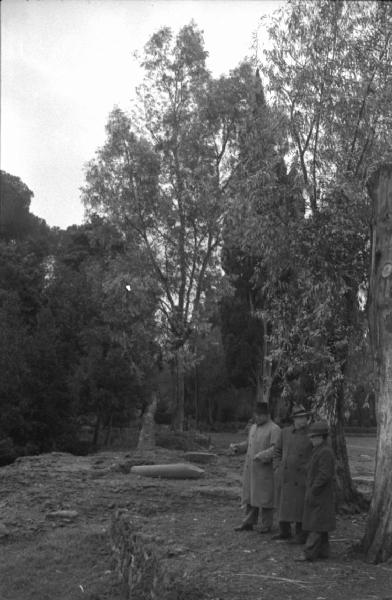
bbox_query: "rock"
[0,522,10,538]
[111,457,155,474]
[112,461,132,474]
[166,545,188,557]
[184,451,218,464]
[130,463,205,479]
[46,510,79,521]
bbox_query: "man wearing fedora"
[231,402,280,533]
[296,420,336,561]
[272,404,313,543]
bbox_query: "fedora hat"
[308,420,329,437]
[254,402,270,415]
[291,404,311,418]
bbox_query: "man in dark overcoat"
[231,402,280,533]
[272,404,313,543]
[296,420,336,561]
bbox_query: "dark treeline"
[0,165,375,463]
[0,171,158,461]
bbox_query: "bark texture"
[363,164,392,563]
[137,391,158,453]
[330,384,365,510]
[172,348,185,431]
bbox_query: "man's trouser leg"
[260,507,273,531]
[279,521,292,538]
[303,531,325,561]
[319,532,330,558]
[243,505,259,526]
[294,521,307,544]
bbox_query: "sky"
[1,0,283,229]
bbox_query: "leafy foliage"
[82,25,264,427]
[0,172,159,457]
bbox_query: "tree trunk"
[363,164,392,563]
[104,414,113,447]
[256,364,263,403]
[172,348,185,431]
[330,382,364,510]
[208,393,213,426]
[255,316,271,404]
[137,391,158,453]
[194,362,199,428]
[92,413,101,449]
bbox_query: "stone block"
[131,463,204,479]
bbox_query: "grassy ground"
[0,434,390,600]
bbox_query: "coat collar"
[312,440,328,454]
[291,424,308,434]
[256,418,270,428]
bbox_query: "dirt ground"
[0,433,391,600]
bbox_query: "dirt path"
[0,436,391,600]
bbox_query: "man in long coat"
[273,404,313,543]
[231,402,280,533]
[297,420,336,561]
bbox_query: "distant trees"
[0,169,66,453]
[0,171,159,458]
[49,218,160,443]
[1,171,35,240]
[82,24,261,430]
[80,6,391,448]
[258,0,391,507]
[216,0,392,507]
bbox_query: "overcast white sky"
[1,0,283,229]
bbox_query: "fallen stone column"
[130,463,204,479]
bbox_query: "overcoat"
[302,442,336,532]
[239,419,281,509]
[274,425,313,522]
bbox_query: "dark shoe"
[258,526,272,534]
[234,523,253,532]
[294,555,309,562]
[287,535,307,545]
[271,532,292,540]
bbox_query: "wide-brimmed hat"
[254,402,270,415]
[308,420,329,437]
[291,404,312,418]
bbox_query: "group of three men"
[230,402,336,562]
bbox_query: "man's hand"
[253,449,273,463]
[229,443,239,455]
